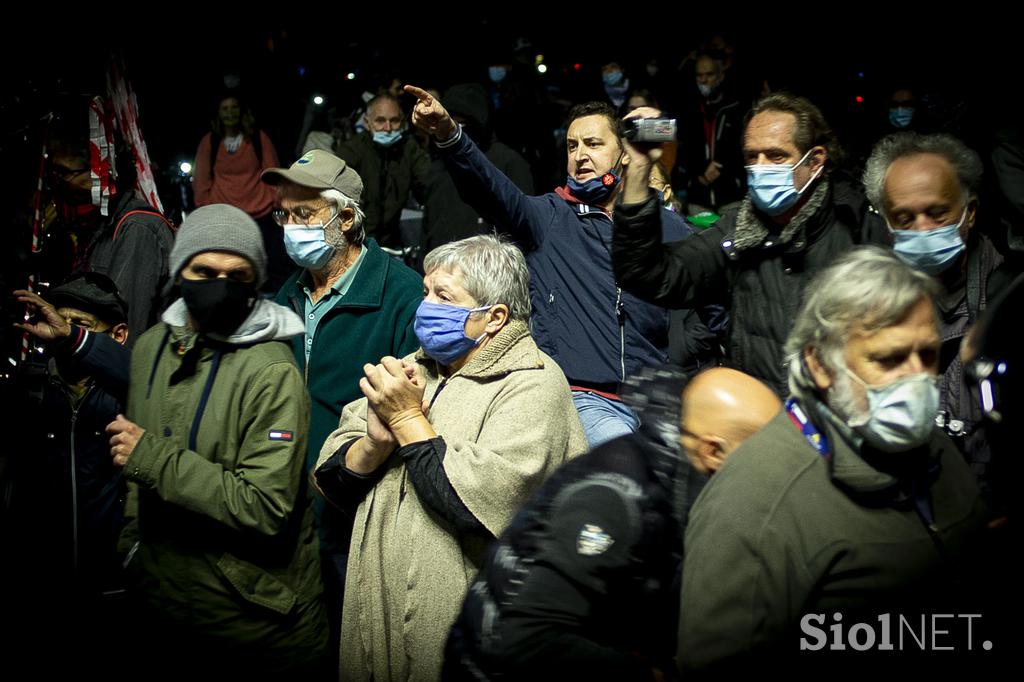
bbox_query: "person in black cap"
[6,273,131,669]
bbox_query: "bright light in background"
[574,63,581,71]
[179,162,192,175]
[855,96,864,103]
[537,64,548,74]
[313,95,324,105]
[346,72,356,81]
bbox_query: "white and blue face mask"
[372,129,403,147]
[845,370,941,453]
[282,213,340,270]
[889,106,915,128]
[602,70,625,87]
[488,66,508,83]
[889,205,968,276]
[745,148,822,216]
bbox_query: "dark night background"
[0,11,1017,308]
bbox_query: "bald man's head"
[680,367,782,475]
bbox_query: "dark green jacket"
[679,401,987,671]
[335,133,429,248]
[274,239,422,475]
[123,308,325,663]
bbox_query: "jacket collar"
[284,239,393,312]
[730,178,830,252]
[803,395,942,502]
[554,186,613,218]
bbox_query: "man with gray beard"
[677,247,988,674]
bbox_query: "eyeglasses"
[271,205,337,228]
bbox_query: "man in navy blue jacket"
[405,85,713,448]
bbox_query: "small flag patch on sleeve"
[268,430,294,442]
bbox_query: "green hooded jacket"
[121,298,326,666]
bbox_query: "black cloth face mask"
[180,278,256,337]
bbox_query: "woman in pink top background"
[193,92,289,290]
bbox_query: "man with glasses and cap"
[262,150,422,628]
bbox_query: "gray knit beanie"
[169,204,268,287]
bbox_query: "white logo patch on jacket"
[576,524,614,556]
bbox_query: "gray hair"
[320,188,366,246]
[423,234,531,321]
[785,246,941,399]
[863,132,983,216]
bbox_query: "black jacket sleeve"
[486,477,664,680]
[315,439,386,520]
[53,327,131,404]
[400,437,488,536]
[613,189,730,309]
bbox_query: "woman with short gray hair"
[315,234,587,681]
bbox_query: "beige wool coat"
[317,319,587,681]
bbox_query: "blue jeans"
[572,390,640,450]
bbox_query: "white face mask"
[840,369,940,452]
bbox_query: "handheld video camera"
[622,118,677,144]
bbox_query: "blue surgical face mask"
[745,148,822,216]
[890,206,968,276]
[488,66,507,83]
[844,369,940,453]
[566,171,621,204]
[282,214,339,270]
[603,70,624,87]
[889,107,915,128]
[414,300,492,366]
[566,150,624,205]
[372,129,402,147]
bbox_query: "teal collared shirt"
[300,246,367,361]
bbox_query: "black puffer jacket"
[444,366,704,681]
[613,178,889,396]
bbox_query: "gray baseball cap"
[261,149,363,200]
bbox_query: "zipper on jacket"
[70,410,79,574]
[66,383,94,576]
[616,287,626,381]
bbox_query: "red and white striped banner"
[106,59,163,213]
[88,96,116,217]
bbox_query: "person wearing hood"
[335,93,430,250]
[444,365,780,680]
[102,204,327,673]
[405,84,694,449]
[420,83,534,255]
